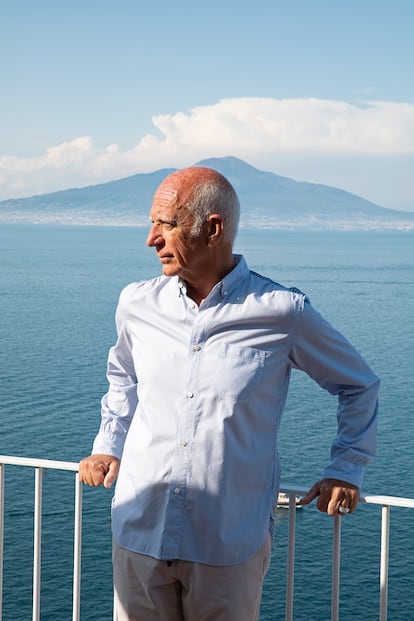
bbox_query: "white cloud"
[147,98,414,155]
[1,97,414,200]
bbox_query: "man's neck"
[185,255,236,306]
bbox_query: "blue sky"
[1,0,414,210]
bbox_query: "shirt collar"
[176,254,249,300]
[219,254,249,299]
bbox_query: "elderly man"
[79,166,379,621]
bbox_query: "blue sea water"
[0,224,413,620]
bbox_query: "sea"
[0,224,413,620]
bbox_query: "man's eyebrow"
[150,216,178,226]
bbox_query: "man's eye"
[162,221,177,230]
[150,219,177,231]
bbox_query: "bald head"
[153,166,240,244]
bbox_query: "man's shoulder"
[241,270,309,318]
[248,269,306,298]
[118,275,170,304]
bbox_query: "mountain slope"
[1,156,413,229]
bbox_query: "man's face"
[146,179,208,281]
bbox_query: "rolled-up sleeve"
[290,298,379,488]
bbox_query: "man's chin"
[161,264,180,277]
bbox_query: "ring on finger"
[338,505,350,515]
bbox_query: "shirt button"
[193,345,201,352]
[180,440,188,447]
[186,391,194,398]
[174,487,181,494]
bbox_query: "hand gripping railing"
[280,486,414,621]
[0,456,81,621]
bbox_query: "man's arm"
[79,289,138,487]
[290,298,379,513]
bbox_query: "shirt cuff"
[92,432,125,461]
[323,457,365,488]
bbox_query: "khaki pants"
[113,536,272,621]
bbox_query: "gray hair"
[186,173,240,244]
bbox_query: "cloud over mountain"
[1,97,414,203]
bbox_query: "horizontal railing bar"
[279,485,414,509]
[2,461,413,508]
[0,455,78,472]
[362,494,414,508]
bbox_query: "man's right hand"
[78,454,120,489]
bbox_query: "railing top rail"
[0,455,79,472]
[362,494,414,508]
[280,485,414,509]
[1,458,413,508]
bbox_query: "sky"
[1,0,414,211]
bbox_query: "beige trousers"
[113,536,272,621]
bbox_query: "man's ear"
[207,214,224,246]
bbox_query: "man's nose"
[146,225,163,247]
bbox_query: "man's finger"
[103,459,120,489]
[299,481,321,506]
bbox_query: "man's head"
[146,167,239,289]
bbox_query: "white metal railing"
[278,486,414,621]
[0,456,81,621]
[0,456,413,621]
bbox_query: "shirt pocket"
[199,342,268,401]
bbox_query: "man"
[79,166,379,621]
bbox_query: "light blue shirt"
[92,255,379,565]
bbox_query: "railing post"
[33,467,43,621]
[72,473,83,621]
[0,463,4,620]
[379,505,390,621]
[285,493,296,621]
[331,515,341,621]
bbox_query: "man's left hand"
[299,478,360,515]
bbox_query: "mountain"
[1,156,413,230]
